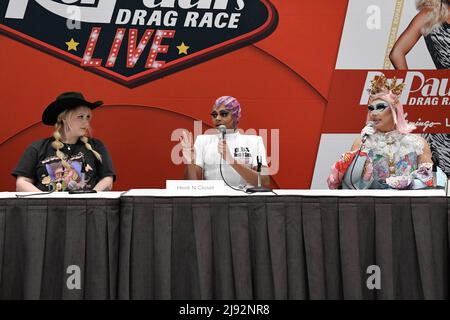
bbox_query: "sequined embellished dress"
[363,131,424,182]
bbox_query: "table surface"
[0,191,124,199]
[0,188,447,198]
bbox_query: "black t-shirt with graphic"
[12,137,116,191]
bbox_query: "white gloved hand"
[361,123,375,139]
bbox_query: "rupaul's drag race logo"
[360,71,450,107]
[359,71,450,132]
[0,0,278,86]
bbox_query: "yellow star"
[177,42,190,55]
[65,38,80,51]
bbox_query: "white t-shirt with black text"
[194,132,268,188]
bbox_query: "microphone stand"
[431,145,439,188]
[246,156,272,193]
[432,163,437,188]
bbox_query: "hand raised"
[180,130,195,164]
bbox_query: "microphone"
[349,122,374,189]
[361,121,375,143]
[432,153,439,187]
[218,125,227,140]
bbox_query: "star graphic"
[177,42,190,55]
[65,38,80,51]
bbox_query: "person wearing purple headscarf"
[180,96,270,189]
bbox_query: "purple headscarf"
[212,96,241,128]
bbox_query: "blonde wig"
[51,108,103,171]
[416,0,449,35]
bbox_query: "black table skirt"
[0,198,120,299]
[119,196,449,300]
[0,195,448,299]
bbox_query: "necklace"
[367,131,399,176]
[383,132,396,176]
[387,140,396,175]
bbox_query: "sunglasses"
[368,102,389,112]
[210,111,230,118]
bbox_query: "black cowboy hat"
[42,92,103,126]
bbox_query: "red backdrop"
[0,0,349,191]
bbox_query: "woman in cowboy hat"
[12,92,115,192]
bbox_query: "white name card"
[166,180,225,195]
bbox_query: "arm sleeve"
[194,135,205,168]
[11,143,39,180]
[386,163,433,190]
[93,139,116,182]
[327,150,374,189]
